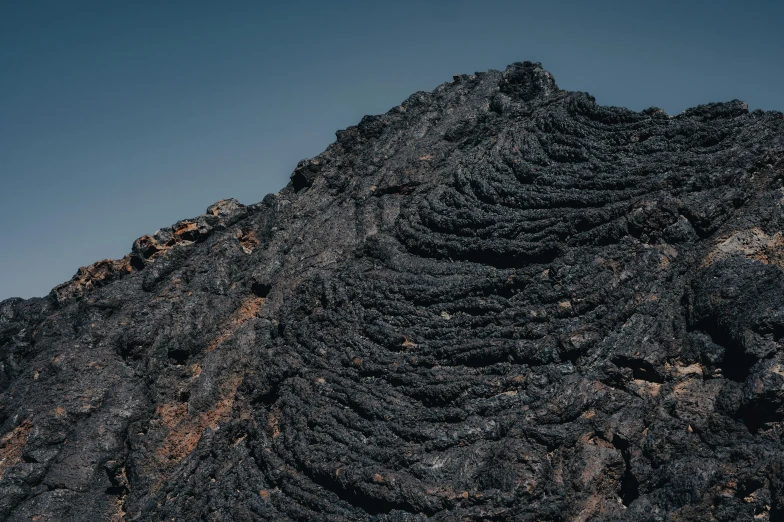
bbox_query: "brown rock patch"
[53,256,134,302]
[702,228,784,269]
[0,418,33,480]
[207,297,265,352]
[154,376,242,465]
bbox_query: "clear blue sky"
[1,0,783,299]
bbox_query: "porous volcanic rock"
[2,62,784,521]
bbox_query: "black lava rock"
[2,62,784,521]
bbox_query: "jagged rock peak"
[500,61,560,100]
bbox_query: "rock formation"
[2,62,784,521]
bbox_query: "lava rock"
[1,62,784,521]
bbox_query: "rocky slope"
[2,62,784,521]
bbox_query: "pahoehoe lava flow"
[2,62,784,521]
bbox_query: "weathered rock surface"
[2,62,784,521]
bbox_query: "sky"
[1,0,783,300]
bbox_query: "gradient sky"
[1,0,783,300]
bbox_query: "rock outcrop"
[2,62,784,521]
